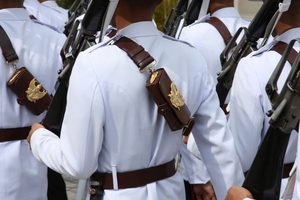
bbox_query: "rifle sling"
[271,41,298,66]
[206,17,236,46]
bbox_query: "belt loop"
[111,154,118,190]
[112,165,118,190]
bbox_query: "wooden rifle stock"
[242,39,300,199]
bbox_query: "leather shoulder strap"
[113,37,155,71]
[113,36,195,136]
[271,41,298,66]
[206,17,234,45]
[0,26,19,64]
[107,29,117,38]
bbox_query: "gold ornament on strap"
[26,78,47,103]
[149,69,158,83]
[169,82,185,110]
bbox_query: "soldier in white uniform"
[0,1,66,200]
[24,0,67,32]
[179,0,251,84]
[27,0,244,199]
[227,0,300,196]
[177,0,251,197]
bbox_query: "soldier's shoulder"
[185,14,211,28]
[31,19,63,34]
[249,39,277,58]
[162,34,195,48]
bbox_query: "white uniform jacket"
[30,21,244,200]
[178,7,250,191]
[41,0,68,23]
[24,0,67,32]
[0,8,66,200]
[179,7,251,83]
[295,124,300,199]
[228,28,300,195]
[179,141,211,184]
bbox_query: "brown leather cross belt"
[206,17,235,46]
[91,159,176,189]
[0,127,30,142]
[271,41,298,66]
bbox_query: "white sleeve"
[31,52,104,179]
[191,71,244,199]
[228,57,265,172]
[187,133,203,160]
[180,140,210,184]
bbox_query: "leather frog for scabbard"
[113,36,194,136]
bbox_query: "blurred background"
[56,0,263,31]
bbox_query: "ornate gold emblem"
[150,70,158,83]
[26,78,47,103]
[168,81,185,110]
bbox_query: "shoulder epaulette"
[248,39,277,58]
[186,14,211,28]
[31,19,62,33]
[162,33,195,48]
[87,35,118,54]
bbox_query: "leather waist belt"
[282,162,294,179]
[91,159,176,189]
[0,127,30,142]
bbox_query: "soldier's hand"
[27,123,45,145]
[183,133,190,144]
[225,186,253,200]
[192,181,216,200]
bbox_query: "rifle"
[242,39,300,199]
[184,0,211,26]
[162,0,189,37]
[183,0,202,26]
[42,0,119,136]
[216,0,285,106]
[63,0,91,36]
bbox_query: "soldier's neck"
[114,6,153,30]
[115,17,153,30]
[208,1,234,14]
[273,18,300,37]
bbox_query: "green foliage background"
[56,0,178,31]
